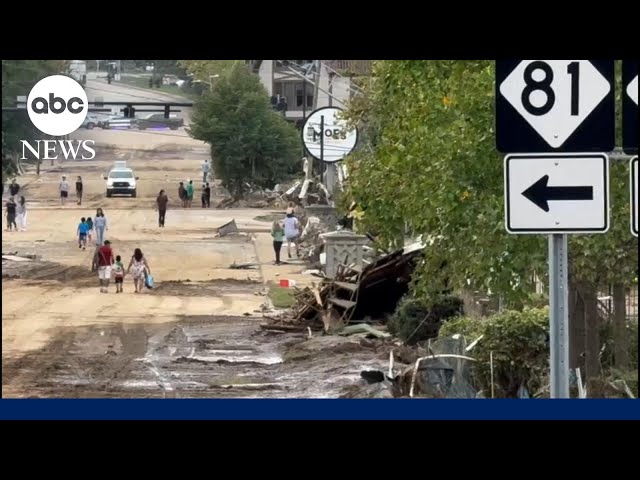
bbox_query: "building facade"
[248,60,371,126]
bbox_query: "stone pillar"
[305,204,338,230]
[321,231,368,279]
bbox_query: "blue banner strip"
[1,398,639,420]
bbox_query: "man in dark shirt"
[5,197,17,231]
[9,179,20,197]
[156,189,169,227]
[204,182,211,208]
[178,182,186,208]
[95,240,114,293]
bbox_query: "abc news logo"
[30,92,85,115]
[22,74,95,161]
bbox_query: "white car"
[104,167,138,197]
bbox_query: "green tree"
[178,60,239,83]
[187,62,301,199]
[2,60,68,183]
[342,61,637,318]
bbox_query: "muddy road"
[2,80,390,398]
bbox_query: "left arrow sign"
[522,175,594,212]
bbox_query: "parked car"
[137,113,184,130]
[104,165,138,197]
[102,115,136,129]
[81,114,101,129]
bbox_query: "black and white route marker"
[504,153,610,234]
[623,60,638,155]
[496,60,615,153]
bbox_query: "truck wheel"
[170,126,178,130]
[86,122,95,129]
[131,190,137,198]
[106,190,112,198]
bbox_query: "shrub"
[388,295,463,345]
[441,308,550,398]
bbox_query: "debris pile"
[263,244,424,334]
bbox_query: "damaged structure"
[267,241,425,334]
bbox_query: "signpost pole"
[549,233,570,398]
[319,115,325,179]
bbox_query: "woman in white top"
[94,208,108,246]
[283,212,301,259]
[16,196,27,232]
[127,248,151,293]
[59,176,70,205]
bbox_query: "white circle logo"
[302,107,358,163]
[27,75,88,136]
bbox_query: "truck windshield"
[109,171,133,178]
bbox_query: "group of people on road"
[93,240,152,294]
[59,175,84,206]
[76,208,108,249]
[177,180,211,210]
[4,179,27,232]
[270,202,303,265]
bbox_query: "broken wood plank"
[312,287,323,307]
[337,324,391,338]
[328,297,357,310]
[334,281,359,293]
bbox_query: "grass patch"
[268,282,296,309]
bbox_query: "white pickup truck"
[104,162,138,197]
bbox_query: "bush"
[441,308,549,398]
[388,295,463,345]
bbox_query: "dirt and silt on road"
[2,82,394,398]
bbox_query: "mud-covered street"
[2,79,389,398]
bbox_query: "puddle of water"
[188,354,283,365]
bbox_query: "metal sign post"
[497,60,616,399]
[549,233,570,397]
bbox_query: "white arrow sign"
[499,60,611,148]
[627,75,638,106]
[504,153,610,234]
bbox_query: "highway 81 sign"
[504,153,610,234]
[496,60,615,153]
[623,60,638,155]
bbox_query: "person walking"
[156,189,169,227]
[85,216,94,243]
[5,196,17,231]
[178,182,186,208]
[77,217,89,250]
[59,176,70,206]
[94,208,108,245]
[75,176,83,205]
[16,196,27,231]
[204,182,211,208]
[186,180,194,208]
[127,248,151,294]
[271,219,285,265]
[9,179,20,197]
[202,160,210,184]
[283,211,301,259]
[201,184,207,208]
[95,240,114,293]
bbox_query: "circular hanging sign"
[301,106,358,163]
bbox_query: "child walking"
[113,255,125,293]
[271,219,285,265]
[77,217,88,250]
[86,216,94,243]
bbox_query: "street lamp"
[209,74,220,89]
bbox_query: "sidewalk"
[253,232,316,290]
